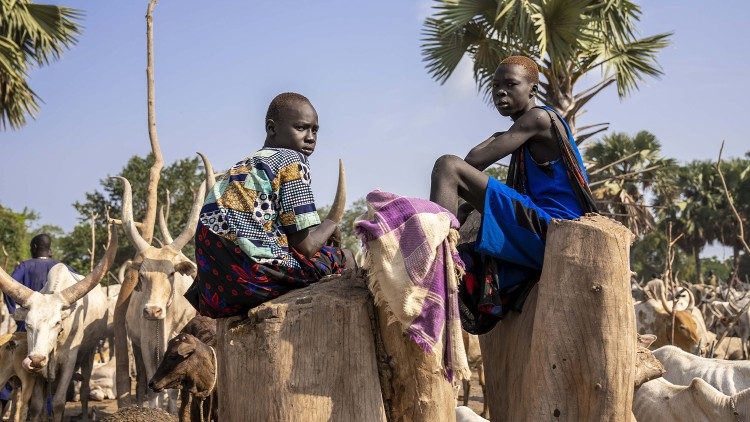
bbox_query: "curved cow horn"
[158,206,174,245]
[197,152,216,191]
[169,181,206,252]
[60,228,118,306]
[113,176,151,252]
[325,159,347,223]
[0,266,35,308]
[116,260,131,284]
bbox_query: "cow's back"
[655,345,750,395]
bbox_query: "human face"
[268,101,319,156]
[491,64,536,119]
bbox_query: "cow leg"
[51,356,77,422]
[461,379,470,406]
[132,345,147,404]
[28,381,44,422]
[14,375,36,422]
[478,363,488,418]
[78,350,96,422]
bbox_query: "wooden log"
[374,304,457,422]
[477,215,636,420]
[216,273,387,422]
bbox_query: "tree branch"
[716,140,750,255]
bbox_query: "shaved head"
[265,92,313,124]
[30,233,51,258]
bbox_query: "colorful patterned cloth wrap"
[189,147,346,318]
[355,190,471,382]
[459,105,598,334]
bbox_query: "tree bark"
[478,215,636,420]
[216,274,387,422]
[374,302,456,422]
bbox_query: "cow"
[634,278,710,354]
[0,333,36,422]
[653,345,750,395]
[148,316,217,422]
[115,176,204,411]
[73,357,116,402]
[0,230,117,422]
[0,292,15,335]
[455,406,489,422]
[706,299,750,358]
[633,377,750,421]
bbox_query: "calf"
[0,333,37,422]
[148,316,217,422]
[653,345,750,395]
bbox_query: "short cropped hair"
[265,92,312,124]
[30,233,51,256]
[499,56,540,83]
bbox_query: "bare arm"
[287,220,338,259]
[465,108,550,171]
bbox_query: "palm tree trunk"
[693,245,703,283]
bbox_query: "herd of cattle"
[0,173,749,421]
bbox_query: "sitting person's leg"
[430,154,490,216]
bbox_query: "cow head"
[115,176,204,321]
[148,333,212,393]
[0,229,117,371]
[644,279,703,352]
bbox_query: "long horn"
[653,279,675,314]
[158,206,174,245]
[325,159,347,222]
[169,181,206,251]
[60,228,118,306]
[0,266,35,308]
[684,286,696,310]
[113,176,151,252]
[116,260,131,284]
[197,152,216,191]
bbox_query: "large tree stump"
[375,304,456,422]
[216,273,387,422]
[476,215,636,420]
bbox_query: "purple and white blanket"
[355,190,470,382]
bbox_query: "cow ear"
[11,307,28,321]
[176,341,195,358]
[637,333,657,349]
[174,261,197,278]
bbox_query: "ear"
[531,83,538,96]
[637,333,657,349]
[174,261,197,278]
[11,307,28,321]
[266,119,276,135]
[176,341,195,358]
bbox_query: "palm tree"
[421,0,671,142]
[0,0,82,130]
[584,130,673,236]
[655,161,724,282]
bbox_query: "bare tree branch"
[716,140,750,255]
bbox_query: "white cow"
[653,345,750,395]
[116,176,204,411]
[634,377,750,421]
[456,406,489,422]
[0,231,117,422]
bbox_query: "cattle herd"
[1,181,750,421]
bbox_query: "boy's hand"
[326,225,342,247]
[457,202,474,225]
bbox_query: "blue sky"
[1,1,749,257]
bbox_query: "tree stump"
[475,215,636,420]
[216,273,387,422]
[375,304,456,422]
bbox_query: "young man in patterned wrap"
[189,92,348,318]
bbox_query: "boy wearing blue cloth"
[429,56,598,334]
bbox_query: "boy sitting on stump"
[192,92,349,318]
[429,56,598,334]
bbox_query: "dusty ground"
[60,374,486,421]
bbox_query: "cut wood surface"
[216,273,386,422]
[474,215,636,420]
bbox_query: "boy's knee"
[432,154,462,178]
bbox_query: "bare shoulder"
[516,107,552,132]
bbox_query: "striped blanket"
[355,190,470,382]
